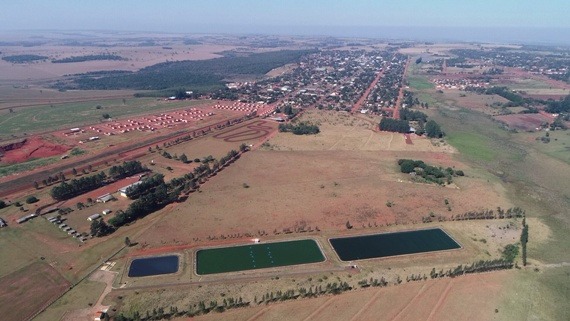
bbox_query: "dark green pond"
[196,239,324,275]
[128,255,179,277]
[330,228,460,261]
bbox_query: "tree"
[179,153,188,163]
[425,120,443,138]
[25,196,39,204]
[0,200,6,209]
[76,202,85,210]
[125,237,132,247]
[33,181,39,189]
[90,219,114,237]
[72,168,78,176]
[102,113,111,119]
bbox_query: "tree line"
[49,161,146,201]
[52,54,126,63]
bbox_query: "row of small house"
[47,216,87,242]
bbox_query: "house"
[102,209,112,215]
[87,214,101,221]
[0,217,7,228]
[118,181,143,198]
[96,193,115,203]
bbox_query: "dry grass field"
[189,270,511,321]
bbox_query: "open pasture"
[0,98,214,139]
[494,113,553,131]
[264,110,455,153]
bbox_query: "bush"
[0,200,6,209]
[25,196,39,204]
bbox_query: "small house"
[96,194,115,203]
[102,209,112,215]
[87,214,101,221]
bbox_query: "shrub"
[25,196,39,204]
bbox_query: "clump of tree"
[108,160,146,180]
[398,159,463,185]
[502,244,519,263]
[0,199,6,209]
[424,120,444,138]
[25,196,39,204]
[379,118,410,133]
[50,172,107,201]
[545,94,570,114]
[399,109,428,122]
[90,219,114,237]
[278,121,320,135]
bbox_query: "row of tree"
[50,172,106,201]
[108,161,146,180]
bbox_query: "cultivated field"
[0,262,71,321]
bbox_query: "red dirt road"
[351,67,385,114]
[393,57,411,120]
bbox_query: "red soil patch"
[0,136,70,164]
[494,113,552,131]
[0,262,71,321]
[404,134,413,145]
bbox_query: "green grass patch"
[0,157,59,177]
[408,76,434,90]
[446,131,496,162]
[0,98,210,138]
[196,239,324,275]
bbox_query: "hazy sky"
[1,1,569,43]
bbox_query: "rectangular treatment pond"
[196,239,325,275]
[330,228,461,261]
[128,255,179,277]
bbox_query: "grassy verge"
[0,156,60,177]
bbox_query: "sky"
[1,0,569,44]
